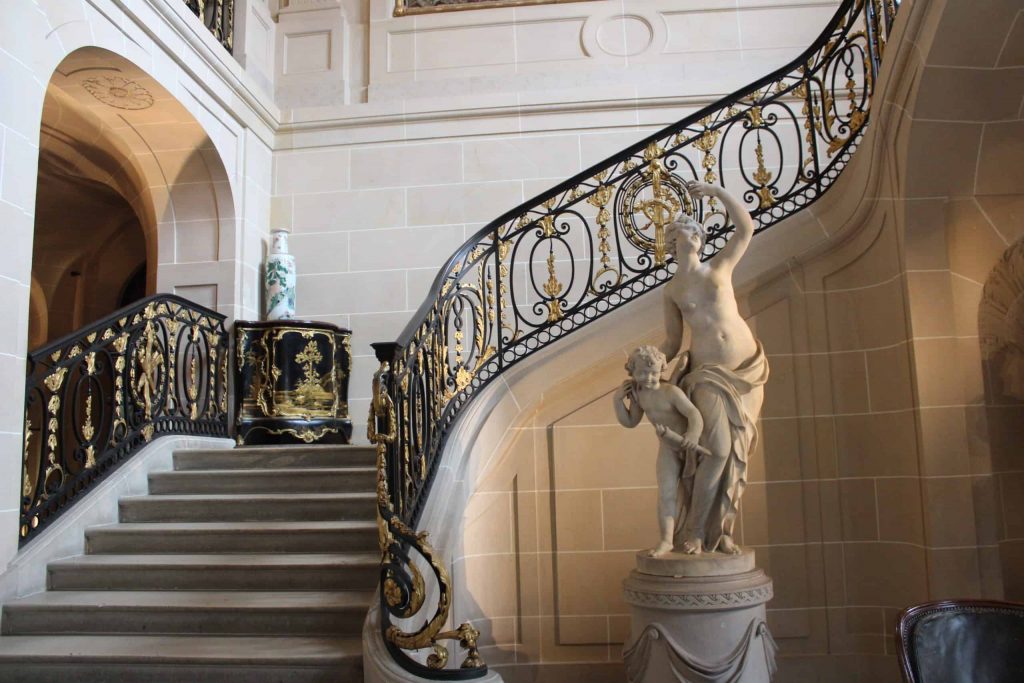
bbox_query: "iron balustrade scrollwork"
[184,0,234,53]
[370,0,900,676]
[21,294,230,546]
[369,350,486,679]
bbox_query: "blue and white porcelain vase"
[264,229,296,320]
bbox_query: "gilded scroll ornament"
[588,174,619,292]
[262,425,339,443]
[22,417,33,498]
[44,367,67,393]
[82,394,96,468]
[136,323,164,420]
[368,359,485,672]
[753,140,776,209]
[543,252,565,322]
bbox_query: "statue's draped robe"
[673,342,769,551]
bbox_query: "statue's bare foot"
[647,541,674,557]
[719,535,740,554]
[680,538,703,555]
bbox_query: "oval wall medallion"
[81,76,155,110]
[596,15,654,57]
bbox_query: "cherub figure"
[613,345,709,557]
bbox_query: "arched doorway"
[30,47,236,349]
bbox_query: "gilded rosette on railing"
[368,351,486,678]
[21,295,229,545]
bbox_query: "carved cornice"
[101,0,278,145]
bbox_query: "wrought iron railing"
[370,0,900,676]
[185,0,233,52]
[21,295,229,545]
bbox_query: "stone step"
[174,445,375,471]
[48,554,379,591]
[0,635,362,683]
[119,493,376,523]
[148,467,376,495]
[85,521,378,554]
[2,590,373,637]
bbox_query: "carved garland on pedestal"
[623,620,778,683]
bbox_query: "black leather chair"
[896,600,1024,682]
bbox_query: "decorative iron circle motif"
[81,76,155,110]
[615,170,694,258]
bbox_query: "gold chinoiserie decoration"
[234,321,353,445]
[369,360,485,674]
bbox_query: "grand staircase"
[0,444,378,682]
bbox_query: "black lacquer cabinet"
[233,320,352,445]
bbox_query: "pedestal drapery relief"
[614,181,769,557]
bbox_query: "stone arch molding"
[40,46,237,314]
[979,237,1024,402]
[581,7,668,62]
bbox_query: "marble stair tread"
[47,553,380,591]
[48,553,379,569]
[174,446,375,470]
[88,520,377,534]
[0,634,363,663]
[4,589,375,611]
[120,493,376,502]
[88,520,378,531]
[86,520,378,554]
[2,590,373,636]
[118,492,376,522]
[148,467,376,494]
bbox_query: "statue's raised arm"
[641,181,769,556]
[685,181,755,275]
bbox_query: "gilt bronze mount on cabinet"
[234,320,352,445]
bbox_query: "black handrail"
[369,0,901,677]
[21,294,230,544]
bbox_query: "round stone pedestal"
[622,550,776,683]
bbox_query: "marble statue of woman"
[658,181,769,555]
